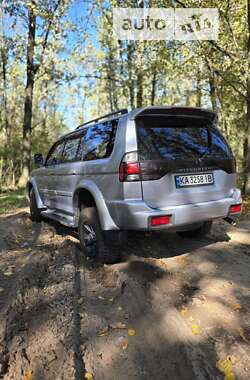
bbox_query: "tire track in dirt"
[1,209,250,379]
[0,213,87,380]
[71,243,86,379]
[0,248,54,379]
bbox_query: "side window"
[82,119,118,161]
[62,136,81,163]
[46,141,65,166]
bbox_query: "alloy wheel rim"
[82,223,97,256]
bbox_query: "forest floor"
[0,199,250,380]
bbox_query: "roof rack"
[76,108,128,130]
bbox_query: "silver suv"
[27,106,242,263]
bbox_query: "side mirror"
[34,153,44,167]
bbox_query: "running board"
[41,209,77,227]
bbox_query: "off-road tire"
[30,188,42,222]
[78,207,121,264]
[177,221,212,238]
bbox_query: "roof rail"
[76,108,128,130]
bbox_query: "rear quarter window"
[82,119,118,161]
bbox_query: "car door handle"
[71,170,77,175]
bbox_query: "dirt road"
[0,208,250,380]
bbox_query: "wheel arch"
[73,181,118,231]
[26,178,44,209]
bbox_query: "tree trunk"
[208,71,218,112]
[136,71,143,108]
[18,7,36,187]
[196,69,202,107]
[205,57,218,112]
[151,70,157,106]
[0,44,9,137]
[136,42,144,108]
[243,0,250,195]
[127,42,135,109]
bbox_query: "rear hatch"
[135,109,236,209]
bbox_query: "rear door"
[42,140,65,207]
[136,116,236,209]
[50,133,83,214]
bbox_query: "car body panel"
[27,106,242,232]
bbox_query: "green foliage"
[0,189,27,214]
[0,0,249,189]
[0,0,72,188]
[86,0,248,175]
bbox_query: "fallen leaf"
[180,306,188,316]
[84,372,93,380]
[191,324,201,335]
[224,373,235,380]
[109,297,114,302]
[238,327,250,343]
[216,358,232,373]
[110,322,126,329]
[3,271,12,277]
[98,296,105,300]
[122,341,128,351]
[216,357,236,380]
[128,328,136,336]
[231,303,242,311]
[97,328,109,337]
[25,368,32,380]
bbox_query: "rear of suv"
[27,106,242,263]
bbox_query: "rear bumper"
[108,192,242,231]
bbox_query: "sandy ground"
[0,208,250,380]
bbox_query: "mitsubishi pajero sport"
[27,106,242,263]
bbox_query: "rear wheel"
[177,221,212,238]
[30,188,42,222]
[78,207,121,264]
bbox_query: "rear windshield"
[136,116,232,161]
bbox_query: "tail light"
[229,204,242,214]
[151,215,171,226]
[119,152,141,181]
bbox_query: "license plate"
[175,173,214,188]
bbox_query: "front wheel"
[78,207,121,264]
[177,221,212,238]
[30,188,42,222]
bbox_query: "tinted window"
[211,128,231,157]
[62,136,81,163]
[46,141,65,166]
[76,130,87,160]
[136,117,231,160]
[82,120,118,161]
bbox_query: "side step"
[41,209,77,227]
